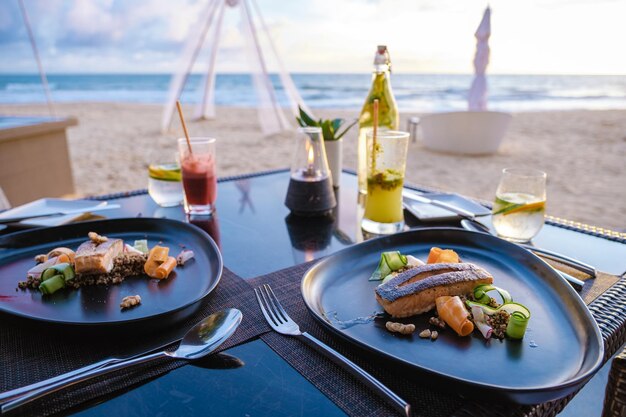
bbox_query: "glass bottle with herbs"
[357,45,399,194]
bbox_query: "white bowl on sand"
[420,111,512,155]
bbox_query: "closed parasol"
[468,6,491,111]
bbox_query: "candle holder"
[285,127,336,216]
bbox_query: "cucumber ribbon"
[39,263,76,295]
[473,284,512,305]
[39,275,66,295]
[369,251,407,281]
[466,300,531,339]
[134,240,149,255]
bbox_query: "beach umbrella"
[468,6,491,111]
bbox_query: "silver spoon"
[460,219,585,291]
[2,309,242,414]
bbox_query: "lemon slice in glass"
[148,163,182,181]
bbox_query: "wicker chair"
[602,345,626,417]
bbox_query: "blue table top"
[4,169,625,417]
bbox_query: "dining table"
[1,169,625,417]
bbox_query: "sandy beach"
[1,102,624,231]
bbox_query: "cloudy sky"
[1,0,625,75]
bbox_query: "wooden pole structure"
[18,0,55,116]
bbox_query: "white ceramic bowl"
[420,111,512,155]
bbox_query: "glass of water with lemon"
[492,168,546,243]
[148,162,184,207]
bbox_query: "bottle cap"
[373,45,390,66]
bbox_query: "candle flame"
[307,145,315,165]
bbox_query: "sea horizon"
[2,73,626,112]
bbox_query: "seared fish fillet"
[375,263,493,318]
[74,238,123,275]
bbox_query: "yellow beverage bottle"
[357,45,399,194]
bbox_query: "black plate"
[301,228,603,404]
[0,218,222,327]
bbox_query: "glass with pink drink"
[177,137,217,216]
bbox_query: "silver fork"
[254,284,411,417]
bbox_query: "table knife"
[0,204,121,225]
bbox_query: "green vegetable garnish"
[42,263,75,283]
[134,240,149,254]
[466,300,531,339]
[39,275,66,295]
[473,284,512,305]
[466,300,530,318]
[41,267,58,281]
[369,251,407,281]
[506,311,530,339]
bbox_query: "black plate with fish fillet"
[301,228,603,404]
[0,218,222,327]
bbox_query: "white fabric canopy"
[162,0,308,135]
[468,7,491,111]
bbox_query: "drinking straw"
[176,100,193,155]
[371,99,379,170]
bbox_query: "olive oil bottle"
[357,45,399,194]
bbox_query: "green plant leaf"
[298,105,318,127]
[335,119,358,140]
[331,118,343,132]
[320,120,335,141]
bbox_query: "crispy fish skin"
[74,238,123,275]
[375,263,493,318]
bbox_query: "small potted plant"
[296,106,356,188]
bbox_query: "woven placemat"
[3,263,623,417]
[249,261,626,417]
[0,268,271,417]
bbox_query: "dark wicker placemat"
[0,268,270,417]
[248,261,626,417]
[2,263,624,417]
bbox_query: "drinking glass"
[361,130,409,235]
[178,137,217,216]
[492,168,547,243]
[148,161,183,207]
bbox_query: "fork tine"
[265,284,290,323]
[261,284,287,324]
[254,287,278,327]
[258,286,283,325]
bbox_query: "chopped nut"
[431,330,439,340]
[429,316,446,329]
[385,321,415,335]
[419,329,432,338]
[88,232,108,244]
[34,254,48,264]
[120,295,141,310]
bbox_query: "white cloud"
[1,0,625,74]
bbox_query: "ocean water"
[1,73,626,112]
